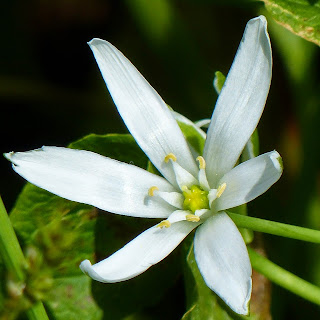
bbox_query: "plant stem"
[228,211,320,243]
[0,196,49,320]
[248,247,320,305]
[0,196,26,280]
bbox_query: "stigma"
[182,185,209,213]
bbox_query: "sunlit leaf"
[262,0,320,46]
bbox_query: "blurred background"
[1,0,320,319]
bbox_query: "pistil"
[182,185,209,213]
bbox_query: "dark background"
[1,1,320,319]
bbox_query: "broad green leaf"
[266,15,316,84]
[262,0,320,46]
[9,134,180,320]
[45,275,102,320]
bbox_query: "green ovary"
[182,185,209,213]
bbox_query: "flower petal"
[203,16,272,184]
[194,212,252,315]
[154,191,184,209]
[167,210,190,223]
[89,39,197,186]
[171,160,198,190]
[216,151,282,211]
[5,146,177,218]
[80,220,198,282]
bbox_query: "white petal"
[80,221,198,282]
[216,151,282,211]
[171,160,198,190]
[5,147,177,218]
[208,189,218,207]
[194,209,210,218]
[194,212,252,315]
[154,191,184,209]
[198,168,210,191]
[194,118,210,129]
[203,16,272,184]
[89,39,197,185]
[167,210,190,223]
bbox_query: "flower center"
[182,185,209,213]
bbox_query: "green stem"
[26,302,50,320]
[0,196,26,280]
[248,247,320,305]
[0,196,49,320]
[228,211,320,243]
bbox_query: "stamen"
[157,220,171,228]
[164,153,177,163]
[186,214,200,222]
[196,156,206,169]
[148,186,159,196]
[216,183,227,198]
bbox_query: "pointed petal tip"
[225,276,252,315]
[80,259,106,282]
[3,151,14,161]
[79,259,91,273]
[241,277,252,315]
[87,38,104,47]
[252,15,267,24]
[270,150,283,172]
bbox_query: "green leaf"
[9,133,181,319]
[262,0,320,46]
[45,275,103,320]
[0,261,4,311]
[173,111,206,155]
[69,133,148,168]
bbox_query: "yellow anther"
[196,156,206,169]
[186,214,200,222]
[157,220,171,228]
[216,183,227,198]
[148,186,159,196]
[164,153,177,163]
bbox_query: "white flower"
[5,16,282,315]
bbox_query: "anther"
[186,214,200,222]
[216,183,227,198]
[157,220,171,228]
[164,153,177,163]
[148,186,159,196]
[196,156,206,169]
